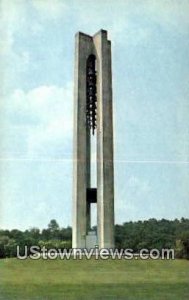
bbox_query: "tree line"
[0,218,188,258]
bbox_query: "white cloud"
[32,0,68,19]
[73,0,189,45]
[127,176,151,193]
[115,174,153,223]
[0,0,26,54]
[1,82,73,158]
[110,20,152,48]
[144,0,189,28]
[0,1,34,92]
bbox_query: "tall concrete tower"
[72,29,114,249]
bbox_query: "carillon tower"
[72,29,114,249]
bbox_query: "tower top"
[75,29,108,39]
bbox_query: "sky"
[0,0,189,230]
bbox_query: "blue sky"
[0,0,189,230]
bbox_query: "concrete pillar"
[72,33,94,249]
[94,30,115,249]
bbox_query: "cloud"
[0,1,35,92]
[0,0,26,54]
[31,0,68,19]
[110,21,152,48]
[77,0,189,43]
[144,0,189,29]
[127,176,151,193]
[1,82,73,158]
[115,172,152,222]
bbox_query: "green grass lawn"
[0,258,188,300]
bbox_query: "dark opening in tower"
[86,54,97,231]
[86,54,97,135]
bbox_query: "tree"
[180,231,189,259]
[28,228,40,241]
[48,219,60,239]
[0,236,9,258]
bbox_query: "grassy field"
[0,258,188,300]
